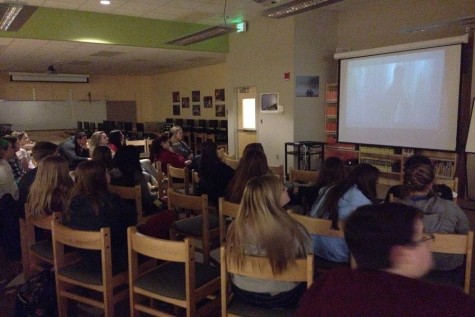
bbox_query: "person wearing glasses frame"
[296,203,475,316]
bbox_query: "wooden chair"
[192,170,200,197]
[128,227,221,317]
[126,138,149,157]
[288,212,349,272]
[426,231,474,294]
[150,160,167,198]
[269,165,285,182]
[218,197,240,245]
[167,164,191,195]
[108,184,143,223]
[20,209,61,279]
[52,220,129,317]
[289,167,318,184]
[168,189,220,265]
[220,245,314,317]
[224,157,239,170]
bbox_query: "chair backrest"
[289,168,318,184]
[430,231,474,294]
[218,197,240,244]
[220,245,313,316]
[224,157,239,170]
[125,138,149,154]
[168,188,208,216]
[167,164,190,195]
[288,212,344,238]
[269,165,285,182]
[108,184,143,223]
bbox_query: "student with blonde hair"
[88,131,108,157]
[27,155,73,218]
[225,174,312,309]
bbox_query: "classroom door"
[237,87,257,158]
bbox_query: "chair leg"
[104,289,114,317]
[56,282,68,317]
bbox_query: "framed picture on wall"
[215,89,225,102]
[173,91,180,102]
[182,97,190,108]
[216,104,225,117]
[192,104,201,116]
[204,96,213,108]
[173,104,180,115]
[296,76,319,97]
[192,90,200,102]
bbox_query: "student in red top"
[149,132,191,173]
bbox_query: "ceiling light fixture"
[0,3,23,31]
[100,0,111,5]
[262,0,343,19]
[166,25,235,46]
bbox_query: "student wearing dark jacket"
[58,131,89,169]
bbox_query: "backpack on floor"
[14,270,57,317]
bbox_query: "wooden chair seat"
[29,240,53,261]
[227,296,295,317]
[172,214,220,236]
[134,261,220,300]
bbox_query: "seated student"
[64,161,137,274]
[88,131,109,157]
[149,132,191,173]
[196,141,234,206]
[12,131,35,170]
[296,203,475,316]
[18,141,58,218]
[58,131,89,169]
[3,135,26,183]
[309,163,379,263]
[108,129,124,156]
[397,163,469,272]
[0,138,20,260]
[169,126,193,160]
[385,154,453,202]
[226,174,312,309]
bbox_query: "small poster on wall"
[204,96,213,108]
[295,76,319,97]
[215,89,225,102]
[192,90,200,102]
[182,97,190,108]
[216,104,225,117]
[173,91,180,102]
[173,104,180,115]
[193,104,201,116]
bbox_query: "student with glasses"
[297,203,475,316]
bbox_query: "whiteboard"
[0,101,106,131]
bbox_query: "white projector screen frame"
[335,35,467,151]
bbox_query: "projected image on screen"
[339,45,461,151]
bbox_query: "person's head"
[316,156,346,187]
[90,131,108,148]
[27,155,73,218]
[345,203,433,278]
[74,131,88,148]
[3,135,19,152]
[67,160,109,217]
[227,174,310,274]
[170,126,183,142]
[149,132,171,162]
[403,163,434,195]
[226,149,269,203]
[113,145,142,174]
[199,141,219,176]
[92,146,113,171]
[12,131,30,146]
[242,143,264,155]
[108,130,124,149]
[323,163,379,229]
[0,138,16,160]
[403,155,433,173]
[31,141,58,163]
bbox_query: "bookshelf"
[323,84,457,182]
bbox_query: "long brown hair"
[66,160,110,218]
[226,175,311,274]
[225,150,269,203]
[27,155,73,218]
